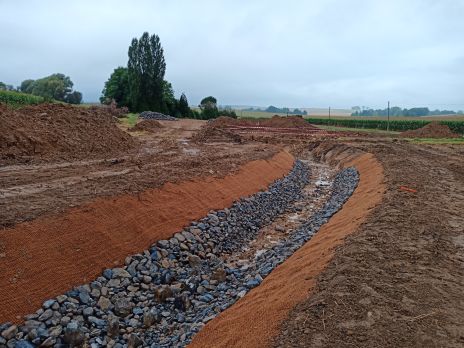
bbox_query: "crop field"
[0,90,46,108]
[1,105,463,347]
[306,117,464,134]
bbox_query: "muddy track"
[274,142,464,347]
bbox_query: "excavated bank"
[0,151,294,324]
[189,143,385,348]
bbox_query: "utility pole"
[387,101,390,132]
[329,106,331,120]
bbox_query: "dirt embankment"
[401,121,461,138]
[0,103,137,164]
[274,142,464,347]
[189,143,385,348]
[0,151,294,324]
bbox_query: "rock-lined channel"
[0,160,359,348]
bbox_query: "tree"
[178,93,190,118]
[100,67,130,107]
[127,32,166,112]
[162,80,178,116]
[19,74,82,103]
[20,79,34,93]
[0,82,14,91]
[65,91,83,104]
[199,96,218,119]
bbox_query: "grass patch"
[406,137,464,145]
[119,113,139,128]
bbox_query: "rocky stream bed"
[0,160,358,348]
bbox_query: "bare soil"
[0,118,279,227]
[0,103,137,164]
[274,141,464,347]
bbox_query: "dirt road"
[275,141,464,347]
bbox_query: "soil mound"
[209,115,314,129]
[192,123,242,143]
[401,122,460,138]
[264,115,314,128]
[0,103,137,164]
[129,119,164,133]
[206,116,239,127]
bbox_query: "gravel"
[0,162,358,348]
[139,111,177,121]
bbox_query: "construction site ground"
[0,108,463,347]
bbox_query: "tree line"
[101,32,236,120]
[0,74,82,104]
[351,106,462,117]
[244,106,307,115]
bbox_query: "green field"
[234,109,464,121]
[306,117,464,135]
[315,124,400,135]
[0,90,46,108]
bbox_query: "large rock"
[114,298,133,317]
[63,322,85,346]
[107,315,119,338]
[1,324,17,339]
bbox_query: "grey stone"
[40,336,55,347]
[97,296,112,311]
[114,298,133,317]
[106,279,121,288]
[88,316,106,328]
[107,315,119,338]
[142,275,152,284]
[78,291,91,305]
[142,309,159,328]
[82,307,94,316]
[14,341,35,348]
[42,299,56,309]
[157,240,169,248]
[1,325,17,339]
[174,232,185,242]
[127,333,143,348]
[38,309,53,321]
[188,255,202,267]
[111,268,131,278]
[63,322,85,346]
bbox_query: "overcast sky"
[1,0,464,109]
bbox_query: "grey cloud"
[1,0,463,109]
